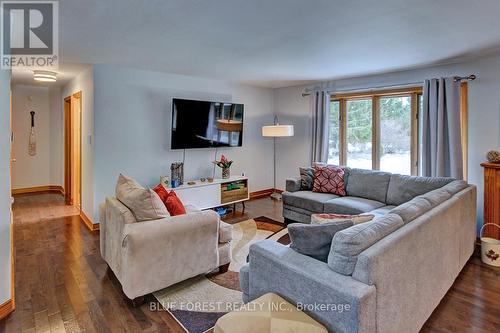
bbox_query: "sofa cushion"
[283,191,339,212]
[417,188,451,207]
[219,221,233,243]
[328,213,404,275]
[115,174,170,221]
[346,168,391,203]
[441,180,468,196]
[289,220,354,262]
[389,197,432,224]
[299,167,315,190]
[313,165,346,196]
[368,205,396,217]
[283,208,313,224]
[324,196,385,215]
[386,174,454,206]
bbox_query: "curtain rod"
[301,74,476,97]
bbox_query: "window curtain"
[310,90,330,164]
[421,77,463,179]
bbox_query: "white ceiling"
[13,0,500,88]
[11,63,90,87]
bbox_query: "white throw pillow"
[115,174,170,221]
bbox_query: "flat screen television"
[171,98,244,149]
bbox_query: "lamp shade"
[216,119,243,132]
[262,124,294,137]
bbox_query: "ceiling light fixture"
[33,70,57,82]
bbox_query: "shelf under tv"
[170,176,249,211]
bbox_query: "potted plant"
[213,155,233,179]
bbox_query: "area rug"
[153,216,289,333]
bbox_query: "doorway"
[64,92,82,209]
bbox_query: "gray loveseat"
[240,168,477,332]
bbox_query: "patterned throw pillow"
[313,165,346,196]
[299,167,314,190]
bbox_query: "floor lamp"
[262,116,294,200]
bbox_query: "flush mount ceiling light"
[33,70,57,82]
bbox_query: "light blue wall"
[92,65,275,222]
[274,55,500,231]
[0,69,12,304]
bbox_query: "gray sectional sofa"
[240,167,477,333]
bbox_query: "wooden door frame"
[64,96,71,205]
[64,92,82,208]
[331,87,421,175]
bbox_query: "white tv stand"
[171,176,249,211]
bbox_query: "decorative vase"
[171,162,184,185]
[222,167,230,179]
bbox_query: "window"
[346,99,372,169]
[379,96,411,175]
[328,88,421,175]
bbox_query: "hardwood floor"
[1,193,499,332]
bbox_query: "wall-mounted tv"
[171,98,244,149]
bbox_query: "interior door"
[10,91,14,201]
[64,92,82,209]
[72,92,82,209]
[64,97,72,204]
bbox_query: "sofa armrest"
[240,263,250,302]
[101,197,137,280]
[247,240,376,333]
[286,178,301,192]
[120,210,220,298]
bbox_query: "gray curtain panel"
[311,90,330,164]
[422,77,463,179]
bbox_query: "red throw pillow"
[153,185,186,216]
[165,191,186,216]
[153,183,169,202]
[313,165,346,196]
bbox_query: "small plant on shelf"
[213,155,233,179]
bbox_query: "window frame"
[330,87,422,175]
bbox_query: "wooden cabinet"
[171,176,249,210]
[481,162,500,239]
[221,179,248,204]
